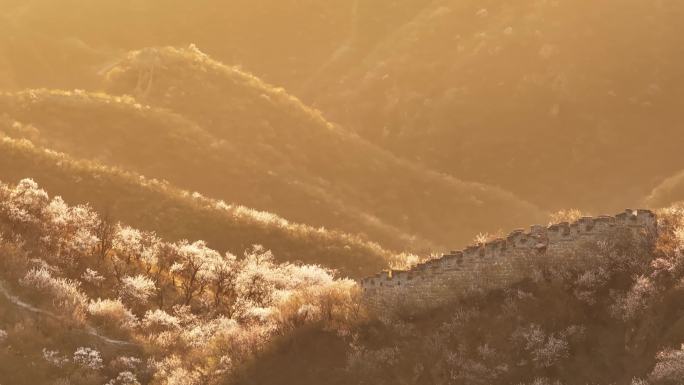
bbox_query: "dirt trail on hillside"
[0,280,138,347]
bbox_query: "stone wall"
[360,209,657,308]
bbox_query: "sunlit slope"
[309,0,684,213]
[0,0,439,92]
[0,134,391,277]
[0,0,356,90]
[5,0,682,218]
[0,89,428,251]
[103,46,546,250]
[645,171,684,209]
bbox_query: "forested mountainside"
[0,133,396,278]
[3,0,682,240]
[0,178,362,385]
[0,50,546,251]
[3,1,683,213]
[0,88,432,251]
[308,0,684,214]
[3,181,684,385]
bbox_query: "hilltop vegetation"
[225,207,684,385]
[0,132,395,278]
[0,51,546,251]
[0,88,428,251]
[3,181,684,385]
[0,179,363,385]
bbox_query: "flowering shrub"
[513,324,569,368]
[119,275,156,305]
[82,268,105,285]
[170,240,217,305]
[142,309,181,332]
[106,371,141,385]
[20,267,87,317]
[649,345,684,384]
[1,179,49,225]
[42,348,70,367]
[87,298,138,331]
[73,347,104,370]
[611,275,656,321]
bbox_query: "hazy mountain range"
[2,1,684,384]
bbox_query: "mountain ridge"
[0,133,394,277]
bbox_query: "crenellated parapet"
[360,209,657,300]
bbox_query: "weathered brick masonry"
[360,209,657,308]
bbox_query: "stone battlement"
[360,209,657,303]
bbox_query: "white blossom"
[82,268,106,285]
[649,344,684,383]
[73,346,104,370]
[42,348,70,367]
[611,275,656,321]
[21,267,88,311]
[87,298,138,329]
[107,371,141,385]
[3,179,49,224]
[119,274,156,304]
[142,309,181,331]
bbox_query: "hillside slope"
[3,178,684,385]
[1,57,547,251]
[309,0,684,213]
[100,46,546,250]
[0,133,392,277]
[0,89,430,251]
[645,171,684,210]
[232,207,684,385]
[0,0,355,91]
[3,1,683,219]
[0,178,362,385]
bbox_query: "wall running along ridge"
[360,209,657,308]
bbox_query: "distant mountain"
[0,132,392,278]
[4,0,680,218]
[0,0,355,90]
[307,0,684,213]
[0,49,546,252]
[0,88,427,251]
[101,46,546,250]
[0,13,113,90]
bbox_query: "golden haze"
[1,1,684,385]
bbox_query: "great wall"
[361,209,658,308]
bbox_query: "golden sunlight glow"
[0,1,683,384]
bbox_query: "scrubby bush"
[649,345,684,384]
[20,266,88,319]
[73,347,104,371]
[87,298,138,333]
